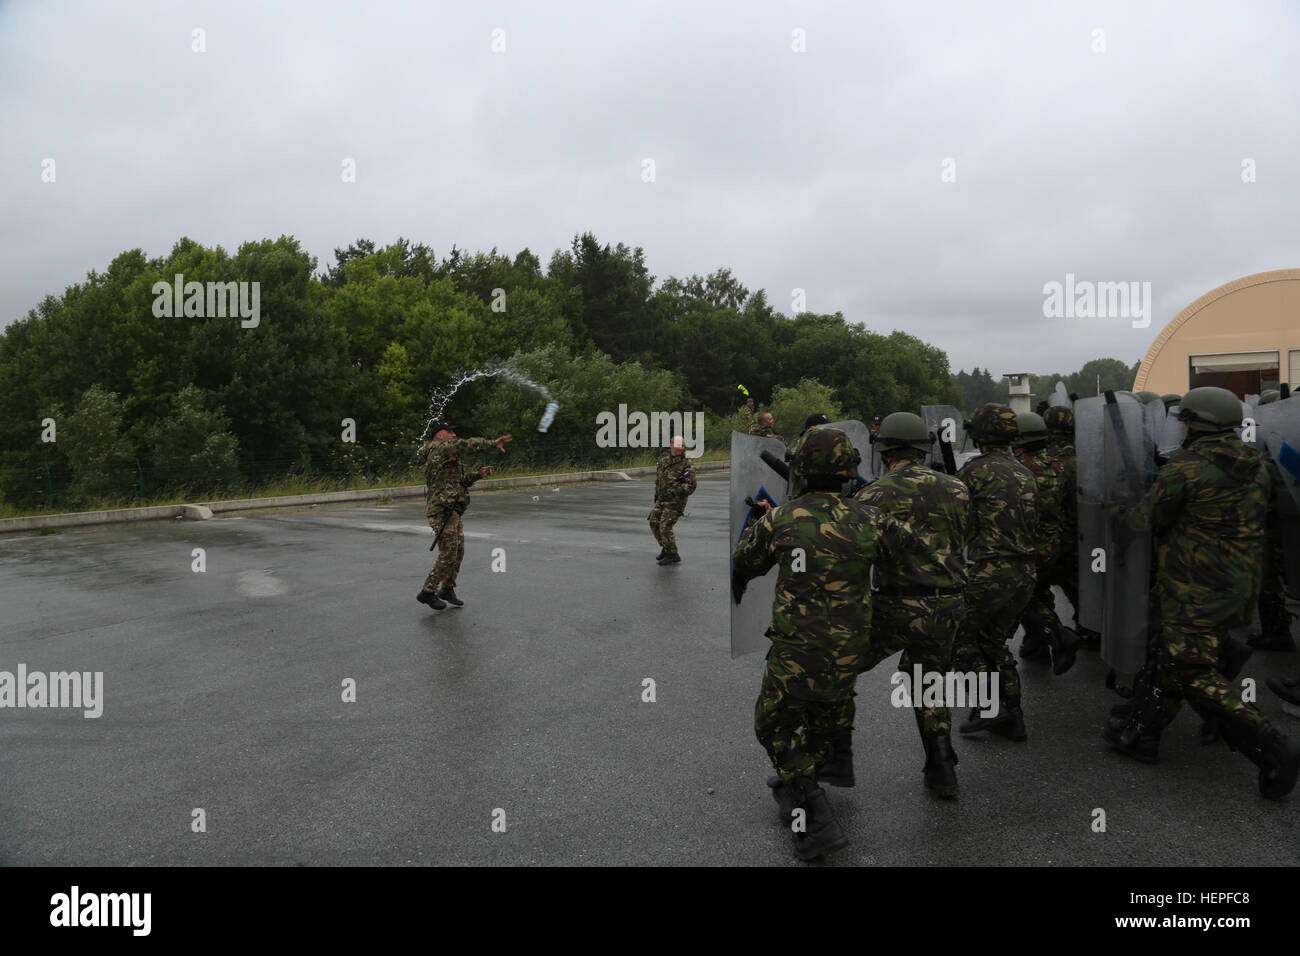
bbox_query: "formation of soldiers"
[732,387,1300,862]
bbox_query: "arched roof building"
[1133,269,1300,398]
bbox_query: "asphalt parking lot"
[2,475,1297,866]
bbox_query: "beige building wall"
[1133,269,1300,396]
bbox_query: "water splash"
[419,363,553,441]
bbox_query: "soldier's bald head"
[670,435,686,455]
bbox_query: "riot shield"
[730,431,791,658]
[1256,398,1300,593]
[1049,382,1071,407]
[827,419,876,485]
[1156,404,1185,460]
[922,405,965,474]
[1100,394,1151,676]
[1074,397,1105,633]
[1142,397,1167,457]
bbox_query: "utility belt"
[874,585,963,599]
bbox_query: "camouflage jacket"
[1146,431,1270,629]
[1019,447,1065,568]
[745,397,784,443]
[654,452,697,508]
[855,458,970,590]
[1047,438,1077,530]
[957,444,1037,562]
[731,491,917,696]
[421,436,495,516]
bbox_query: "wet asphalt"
[1,475,1297,867]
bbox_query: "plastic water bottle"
[538,401,560,433]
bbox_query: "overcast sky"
[3,0,1298,377]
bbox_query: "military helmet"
[1161,393,1182,409]
[1178,386,1243,432]
[1015,412,1049,443]
[792,425,861,479]
[969,403,1019,444]
[875,411,931,452]
[1260,389,1281,405]
[1135,390,1161,405]
[1042,405,1074,434]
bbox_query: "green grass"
[0,450,731,520]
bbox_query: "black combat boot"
[1019,624,1051,664]
[1249,608,1297,653]
[922,735,960,797]
[791,783,849,861]
[437,586,464,607]
[417,589,446,610]
[1110,697,1139,719]
[654,548,667,561]
[1076,626,1101,651]
[1266,673,1300,707]
[767,774,798,823]
[814,728,855,788]
[1104,678,1164,763]
[658,552,681,565]
[1046,620,1079,675]
[1201,705,1300,799]
[958,699,1027,741]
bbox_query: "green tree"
[769,379,845,440]
[149,384,239,490]
[58,385,135,501]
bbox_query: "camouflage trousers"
[755,642,865,791]
[1153,623,1267,730]
[1260,519,1291,633]
[953,558,1036,702]
[827,592,966,736]
[422,509,464,593]
[1049,543,1080,628]
[648,502,684,554]
[1020,561,1059,643]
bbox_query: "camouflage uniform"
[1045,429,1080,623]
[1018,446,1067,655]
[745,396,784,443]
[733,491,911,791]
[1257,455,1296,645]
[953,440,1038,713]
[420,436,495,594]
[648,451,697,555]
[1145,432,1271,728]
[828,458,970,736]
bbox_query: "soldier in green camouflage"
[417,422,512,610]
[1015,412,1078,674]
[1043,405,1089,646]
[1250,389,1296,651]
[1105,387,1300,799]
[822,411,970,798]
[740,387,784,444]
[953,403,1039,741]
[731,426,916,860]
[649,436,697,565]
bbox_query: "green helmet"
[1042,405,1074,434]
[1015,412,1049,444]
[792,425,861,479]
[1135,390,1161,405]
[969,403,1018,444]
[1161,393,1182,409]
[1178,386,1242,433]
[875,411,931,452]
[1260,389,1281,405]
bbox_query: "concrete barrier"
[0,460,730,533]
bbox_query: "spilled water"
[419,363,554,441]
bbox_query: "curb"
[0,460,730,533]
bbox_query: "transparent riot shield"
[922,405,965,474]
[1049,382,1072,407]
[1100,395,1151,676]
[826,420,875,486]
[730,431,791,658]
[1157,405,1185,460]
[1256,398,1300,594]
[1074,397,1105,634]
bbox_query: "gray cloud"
[2,0,1297,379]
